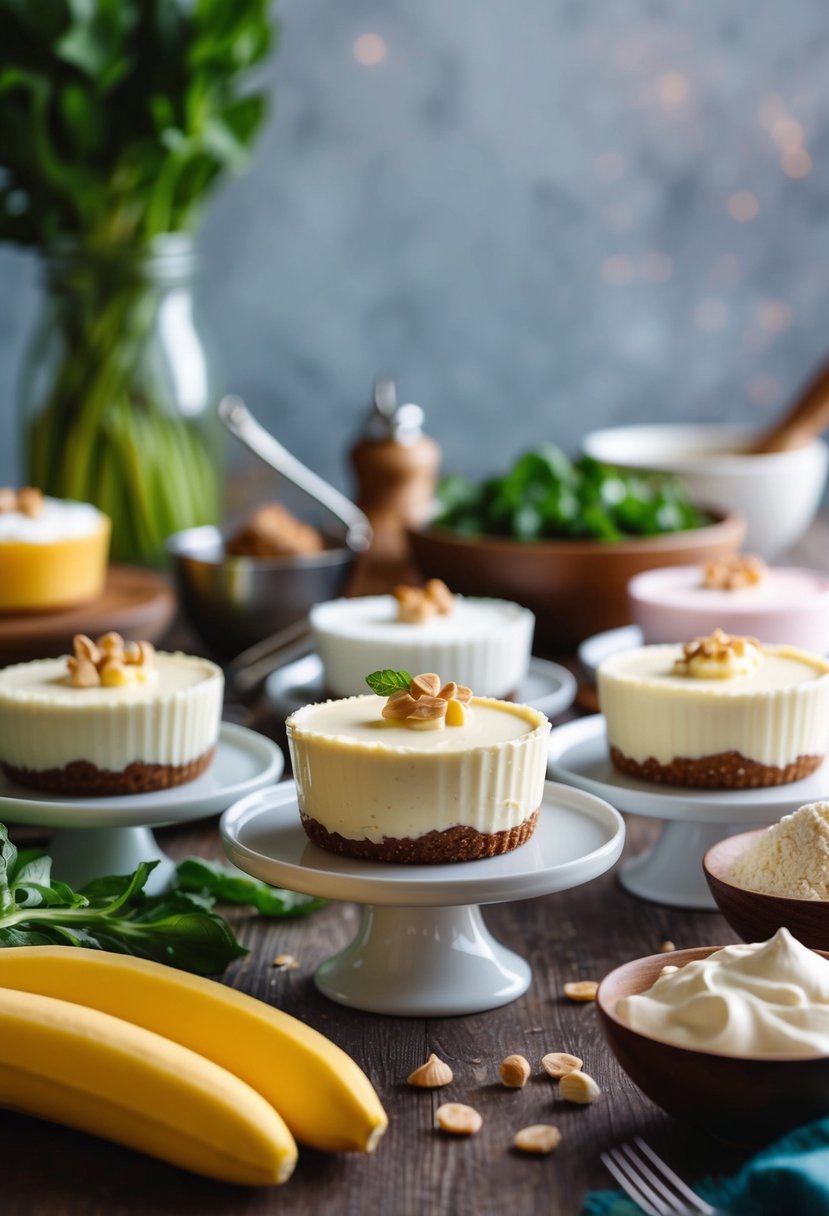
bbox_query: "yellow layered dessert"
[286,671,550,863]
[598,629,829,788]
[0,633,223,796]
[0,489,110,613]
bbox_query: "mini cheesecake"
[0,634,223,796]
[628,559,829,652]
[310,585,534,699]
[0,489,110,613]
[598,630,829,789]
[286,672,550,863]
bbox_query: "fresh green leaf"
[176,857,327,918]
[365,668,414,696]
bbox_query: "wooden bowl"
[704,831,829,950]
[597,945,829,1139]
[406,512,745,650]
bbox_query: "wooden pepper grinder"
[349,377,441,591]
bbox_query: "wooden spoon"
[747,357,829,454]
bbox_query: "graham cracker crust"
[300,809,539,864]
[610,746,823,790]
[2,747,216,797]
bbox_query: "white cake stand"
[548,714,829,910]
[0,723,283,893]
[220,779,624,1017]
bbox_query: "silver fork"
[601,1137,723,1215]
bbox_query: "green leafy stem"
[0,825,325,976]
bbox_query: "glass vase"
[20,234,223,566]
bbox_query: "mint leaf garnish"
[366,669,413,696]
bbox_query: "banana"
[0,985,297,1186]
[0,946,388,1153]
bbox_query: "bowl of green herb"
[407,446,745,649]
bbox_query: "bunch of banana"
[0,947,388,1185]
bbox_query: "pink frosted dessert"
[628,561,829,653]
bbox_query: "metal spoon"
[218,395,373,551]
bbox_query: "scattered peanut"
[499,1054,531,1089]
[564,981,598,1002]
[541,1052,583,1079]
[272,954,299,970]
[659,940,677,953]
[407,1053,453,1088]
[435,1103,482,1136]
[560,1071,601,1105]
[513,1124,562,1155]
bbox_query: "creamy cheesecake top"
[0,496,106,543]
[310,594,532,641]
[599,642,829,694]
[287,694,546,752]
[0,653,221,706]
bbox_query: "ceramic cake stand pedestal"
[220,779,624,1017]
[0,723,283,894]
[548,714,829,910]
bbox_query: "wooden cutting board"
[0,565,177,664]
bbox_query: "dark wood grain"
[2,520,826,1216]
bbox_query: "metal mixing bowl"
[167,524,358,657]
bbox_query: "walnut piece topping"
[673,628,763,680]
[380,671,475,730]
[702,553,767,591]
[394,579,455,624]
[0,487,45,517]
[66,633,156,688]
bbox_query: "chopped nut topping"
[673,628,762,680]
[273,953,299,970]
[563,981,598,1002]
[66,632,156,688]
[541,1052,583,1079]
[380,671,474,730]
[702,553,767,591]
[499,1054,531,1088]
[560,1071,601,1105]
[16,487,44,518]
[435,1103,482,1136]
[394,580,455,624]
[514,1124,562,1155]
[407,1053,453,1088]
[0,486,45,517]
[659,940,677,953]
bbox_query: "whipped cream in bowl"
[596,929,829,1136]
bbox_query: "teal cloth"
[582,1116,829,1215]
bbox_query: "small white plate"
[0,722,284,828]
[577,625,642,683]
[548,714,829,908]
[265,654,577,720]
[221,778,624,908]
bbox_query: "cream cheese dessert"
[309,584,534,699]
[0,488,110,613]
[286,671,550,863]
[597,629,829,788]
[616,929,829,1058]
[628,558,829,652]
[0,633,223,795]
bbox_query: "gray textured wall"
[2,0,829,495]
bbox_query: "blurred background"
[1,0,828,492]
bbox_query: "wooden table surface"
[5,522,828,1216]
